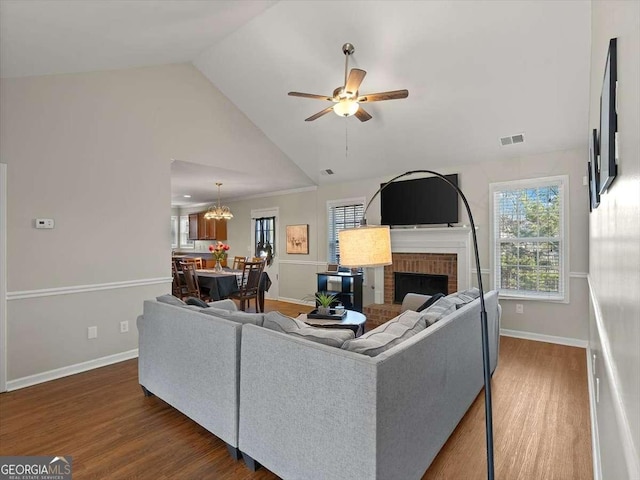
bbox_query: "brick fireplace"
[364,227,472,328]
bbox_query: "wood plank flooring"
[0,300,592,479]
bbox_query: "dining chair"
[230,261,265,312]
[172,262,189,299]
[182,257,203,269]
[180,261,208,301]
[232,256,247,270]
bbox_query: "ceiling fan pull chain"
[345,118,349,161]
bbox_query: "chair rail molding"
[7,277,172,301]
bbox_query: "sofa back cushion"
[156,294,186,307]
[263,311,354,348]
[201,307,264,326]
[421,297,457,326]
[341,310,427,357]
[445,287,481,309]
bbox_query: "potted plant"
[313,292,338,315]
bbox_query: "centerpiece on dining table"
[209,241,230,272]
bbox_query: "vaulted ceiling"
[0,0,591,205]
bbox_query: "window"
[255,216,275,259]
[179,215,194,249]
[171,216,178,249]
[490,175,569,302]
[327,198,365,264]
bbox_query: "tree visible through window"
[327,199,365,264]
[491,176,568,301]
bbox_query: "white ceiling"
[0,0,592,205]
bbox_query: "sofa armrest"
[401,293,430,312]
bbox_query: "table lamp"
[338,169,495,480]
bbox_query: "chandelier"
[204,182,234,220]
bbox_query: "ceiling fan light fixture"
[204,182,234,220]
[333,99,359,117]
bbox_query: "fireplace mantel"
[373,227,473,303]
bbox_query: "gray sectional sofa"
[137,290,501,479]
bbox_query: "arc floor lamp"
[338,170,495,480]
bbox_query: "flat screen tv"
[380,174,459,226]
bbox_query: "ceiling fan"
[288,43,409,122]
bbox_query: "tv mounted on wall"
[380,174,459,226]
[599,37,617,193]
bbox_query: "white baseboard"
[276,296,315,307]
[586,346,603,480]
[6,348,139,391]
[500,328,588,348]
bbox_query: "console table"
[316,272,363,312]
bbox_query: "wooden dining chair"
[180,261,208,301]
[182,257,203,269]
[230,261,264,312]
[232,256,247,270]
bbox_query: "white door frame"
[1,163,7,392]
[250,207,279,299]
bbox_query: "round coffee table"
[299,310,366,337]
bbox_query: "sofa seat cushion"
[341,310,427,357]
[201,307,264,326]
[263,311,354,348]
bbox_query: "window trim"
[178,214,194,249]
[171,215,178,249]
[327,197,366,264]
[489,175,570,303]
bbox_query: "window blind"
[490,176,568,301]
[328,202,364,264]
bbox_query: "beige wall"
[227,147,590,340]
[0,63,296,383]
[588,2,640,478]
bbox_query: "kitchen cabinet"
[188,213,227,240]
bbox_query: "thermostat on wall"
[35,218,54,229]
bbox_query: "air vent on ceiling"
[321,169,334,175]
[499,132,526,146]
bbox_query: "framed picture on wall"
[286,224,309,254]
[589,128,600,211]
[599,37,618,194]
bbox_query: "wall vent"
[499,132,525,146]
[321,169,334,175]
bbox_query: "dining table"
[195,268,243,301]
[195,268,272,311]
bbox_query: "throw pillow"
[201,307,264,326]
[445,287,481,309]
[341,310,427,357]
[416,292,445,312]
[156,294,186,307]
[263,311,354,348]
[185,297,209,308]
[420,297,457,326]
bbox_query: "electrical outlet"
[120,321,129,333]
[88,326,98,339]
[515,303,524,314]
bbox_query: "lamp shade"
[338,225,392,267]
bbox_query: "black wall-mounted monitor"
[380,174,459,226]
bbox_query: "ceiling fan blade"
[344,68,366,95]
[354,107,372,122]
[288,92,333,101]
[305,105,335,122]
[357,89,409,102]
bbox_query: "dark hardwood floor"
[0,299,592,479]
